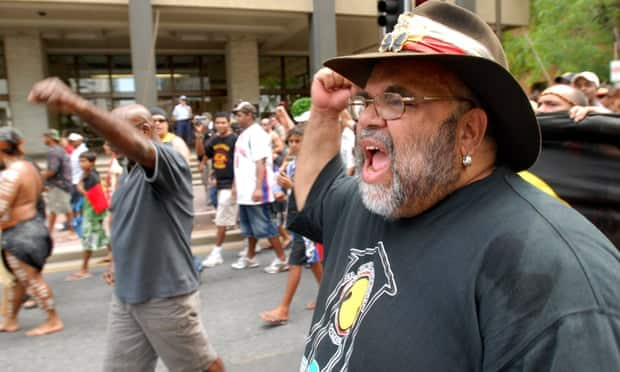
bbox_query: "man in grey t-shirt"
[28,79,225,372]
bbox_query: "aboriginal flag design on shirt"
[300,241,398,372]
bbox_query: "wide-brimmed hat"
[324,1,540,171]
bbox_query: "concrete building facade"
[0,0,529,154]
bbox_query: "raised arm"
[28,78,156,170]
[294,68,354,210]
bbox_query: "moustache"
[357,129,394,155]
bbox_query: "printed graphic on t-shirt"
[213,143,231,170]
[300,241,398,372]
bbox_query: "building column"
[310,0,337,74]
[129,0,157,108]
[4,32,48,155]
[226,37,259,110]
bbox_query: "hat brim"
[325,52,541,172]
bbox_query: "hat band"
[380,13,495,61]
[401,35,466,55]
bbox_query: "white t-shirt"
[172,104,192,121]
[234,123,276,205]
[70,143,88,185]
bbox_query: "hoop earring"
[462,154,472,167]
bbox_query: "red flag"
[85,183,109,214]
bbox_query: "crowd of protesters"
[531,70,620,118]
[2,3,620,369]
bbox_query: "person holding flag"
[65,151,110,281]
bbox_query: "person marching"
[260,125,324,325]
[65,151,110,281]
[199,112,238,268]
[0,127,63,336]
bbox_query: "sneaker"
[202,251,223,268]
[231,256,259,270]
[264,257,289,274]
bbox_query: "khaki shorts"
[103,291,218,372]
[46,186,72,214]
[214,189,238,227]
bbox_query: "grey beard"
[355,114,460,219]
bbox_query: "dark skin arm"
[28,78,156,170]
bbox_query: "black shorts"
[288,233,308,266]
[271,200,286,226]
[2,217,52,272]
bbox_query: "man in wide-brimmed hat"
[289,1,620,370]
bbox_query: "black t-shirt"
[290,156,620,372]
[82,169,100,191]
[204,133,237,190]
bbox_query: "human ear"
[457,107,487,157]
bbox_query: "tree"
[503,0,619,87]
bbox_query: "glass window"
[78,55,110,94]
[260,56,282,91]
[113,99,136,108]
[88,98,111,111]
[156,56,173,92]
[284,56,308,90]
[111,55,135,93]
[172,56,200,92]
[48,55,79,91]
[259,94,282,115]
[202,55,226,91]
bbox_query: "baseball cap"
[43,129,61,141]
[572,71,600,87]
[68,133,83,142]
[232,101,257,115]
[179,95,187,100]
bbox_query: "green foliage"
[290,97,312,117]
[503,0,618,87]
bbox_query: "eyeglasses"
[348,92,474,121]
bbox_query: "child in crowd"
[66,151,110,281]
[260,125,324,324]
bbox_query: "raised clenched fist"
[311,68,357,117]
[28,77,86,114]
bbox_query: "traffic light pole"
[403,0,411,12]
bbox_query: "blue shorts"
[238,204,279,239]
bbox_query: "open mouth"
[361,141,391,184]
